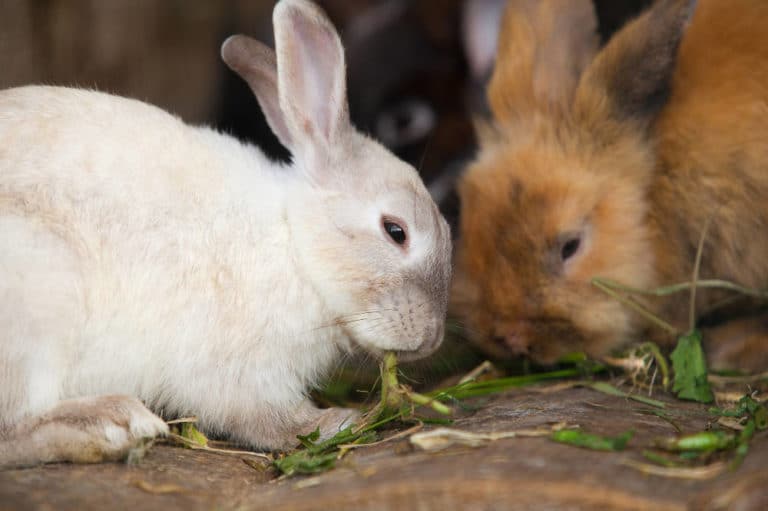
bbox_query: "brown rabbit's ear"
[574,0,697,128]
[488,0,598,122]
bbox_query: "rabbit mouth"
[349,324,444,363]
[485,317,587,364]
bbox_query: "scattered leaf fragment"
[653,430,735,452]
[551,428,634,451]
[179,422,209,448]
[670,330,713,403]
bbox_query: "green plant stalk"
[404,390,453,415]
[380,351,401,413]
[592,277,768,300]
[654,430,735,452]
[688,217,712,332]
[427,366,605,401]
[642,449,683,468]
[551,429,634,451]
[378,352,453,416]
[637,342,671,390]
[588,381,667,409]
[591,279,678,335]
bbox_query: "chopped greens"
[670,330,714,403]
[551,429,634,451]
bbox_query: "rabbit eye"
[383,220,407,246]
[560,237,581,262]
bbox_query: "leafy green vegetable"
[670,330,713,403]
[551,429,634,451]
[273,426,378,476]
[179,422,208,447]
[654,430,735,452]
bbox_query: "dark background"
[0,0,651,226]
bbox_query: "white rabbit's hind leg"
[0,214,85,425]
[0,395,168,469]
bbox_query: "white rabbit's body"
[1,86,340,432]
[0,0,451,468]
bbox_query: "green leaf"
[179,423,208,447]
[654,430,735,452]
[296,428,321,449]
[273,451,339,476]
[670,330,714,403]
[551,429,634,451]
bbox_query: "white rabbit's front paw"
[310,407,361,441]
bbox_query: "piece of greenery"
[427,366,605,402]
[670,330,713,403]
[587,381,667,409]
[653,430,735,452]
[273,352,605,477]
[179,422,209,448]
[551,429,634,451]
[274,426,378,476]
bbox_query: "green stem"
[405,390,452,415]
[638,342,671,390]
[591,279,678,335]
[592,277,768,299]
[427,366,604,401]
[689,217,712,332]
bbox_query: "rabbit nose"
[497,321,532,356]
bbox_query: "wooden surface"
[2,386,767,511]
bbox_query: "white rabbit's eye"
[561,237,581,262]
[383,219,407,246]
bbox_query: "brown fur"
[453,0,768,370]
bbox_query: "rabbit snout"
[493,320,533,357]
[343,285,445,361]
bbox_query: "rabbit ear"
[462,0,507,83]
[272,0,350,163]
[221,35,294,149]
[488,0,598,122]
[574,0,697,127]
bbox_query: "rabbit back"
[0,85,340,429]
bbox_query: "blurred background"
[0,0,651,232]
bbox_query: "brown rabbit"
[452,0,768,372]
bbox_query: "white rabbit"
[0,0,451,468]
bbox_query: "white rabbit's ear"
[273,0,350,160]
[221,35,294,149]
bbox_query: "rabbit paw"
[3,395,169,467]
[310,407,362,441]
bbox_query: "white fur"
[0,0,451,463]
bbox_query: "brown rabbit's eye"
[561,237,581,261]
[383,221,407,246]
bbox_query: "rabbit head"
[452,0,696,363]
[222,0,451,362]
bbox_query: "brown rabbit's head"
[452,0,697,363]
